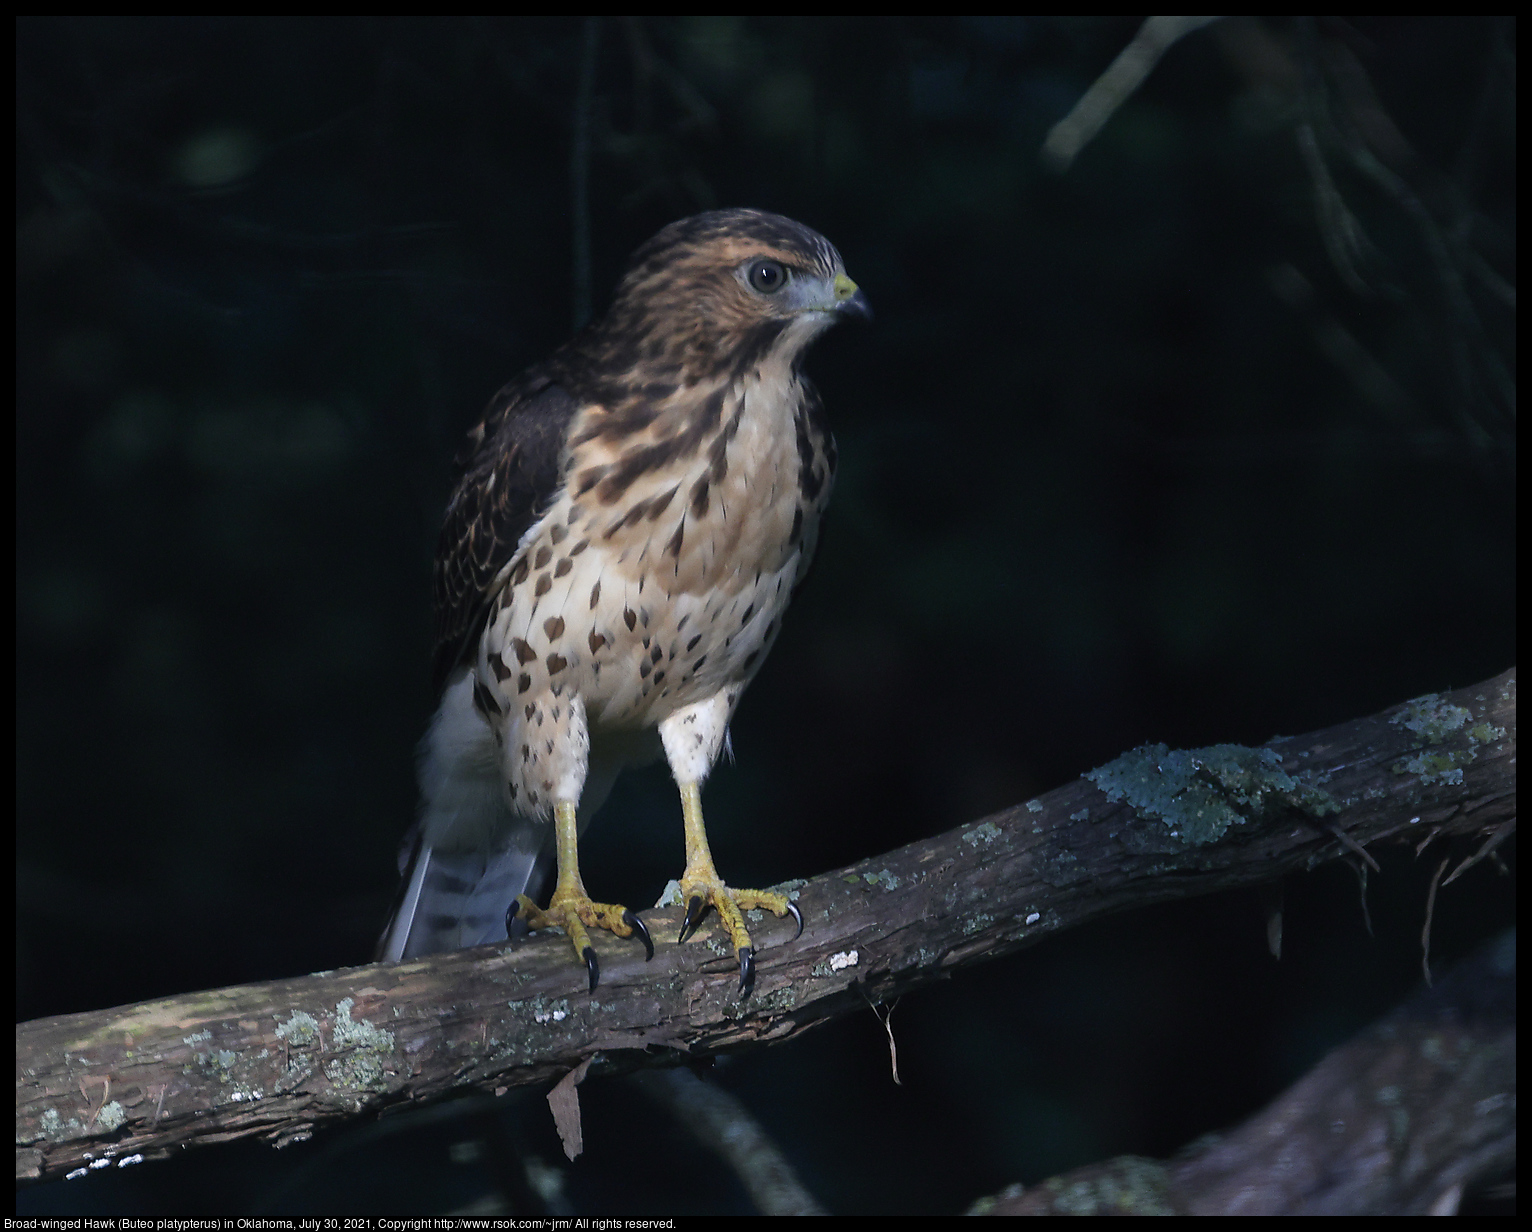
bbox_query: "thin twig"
[1041,17,1222,172]
[1294,122,1377,298]
[1421,855,1450,986]
[859,983,903,1085]
[1441,818,1517,887]
[1259,879,1284,959]
[1324,821,1380,872]
[81,1077,109,1132]
[1356,859,1373,937]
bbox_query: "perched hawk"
[379,209,868,994]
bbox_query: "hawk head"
[573,208,870,390]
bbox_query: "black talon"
[678,895,707,943]
[624,910,655,961]
[506,898,530,947]
[583,946,599,994]
[738,946,756,998]
[785,901,804,942]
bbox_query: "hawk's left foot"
[676,878,803,997]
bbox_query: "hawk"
[379,209,868,995]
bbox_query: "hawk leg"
[511,800,653,992]
[675,782,803,997]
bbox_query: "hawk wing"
[430,371,581,694]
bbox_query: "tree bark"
[16,669,1515,1190]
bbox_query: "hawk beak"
[833,273,873,321]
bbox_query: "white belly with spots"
[474,368,829,816]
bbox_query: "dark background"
[16,16,1515,1216]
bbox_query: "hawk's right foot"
[671,780,805,997]
[511,892,653,992]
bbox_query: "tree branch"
[629,1068,826,1216]
[16,669,1515,1186]
[1041,16,1223,172]
[969,927,1515,1215]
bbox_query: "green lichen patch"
[1393,749,1474,785]
[1388,705,1505,784]
[966,1183,1028,1215]
[861,868,902,890]
[1390,695,1473,745]
[749,982,801,1014]
[38,1107,79,1142]
[1086,743,1339,846]
[275,1010,320,1047]
[1045,1157,1176,1215]
[322,997,395,1091]
[962,821,1003,848]
[962,912,996,936]
[94,1101,127,1132]
[182,1036,270,1104]
[330,998,393,1052]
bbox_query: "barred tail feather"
[377,670,633,963]
[377,825,545,961]
[378,669,544,961]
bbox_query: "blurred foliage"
[16,16,1514,1217]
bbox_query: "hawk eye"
[747,260,788,293]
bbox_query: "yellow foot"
[511,892,654,992]
[676,880,804,997]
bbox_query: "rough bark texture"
[969,928,1516,1215]
[16,669,1515,1192]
